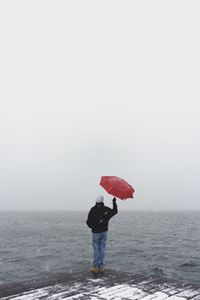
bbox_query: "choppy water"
[0,211,200,286]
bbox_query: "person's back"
[86,201,117,233]
[86,195,118,273]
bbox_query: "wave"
[179,261,198,268]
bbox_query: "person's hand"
[113,197,117,202]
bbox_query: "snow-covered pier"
[1,270,200,300]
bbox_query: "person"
[86,194,118,274]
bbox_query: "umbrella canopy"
[100,176,135,200]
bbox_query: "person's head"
[95,194,104,204]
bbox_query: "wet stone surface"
[1,270,200,300]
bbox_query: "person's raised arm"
[111,197,118,215]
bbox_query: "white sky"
[0,0,200,210]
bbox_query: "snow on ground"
[2,283,200,300]
[1,270,200,300]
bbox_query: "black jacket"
[86,198,118,233]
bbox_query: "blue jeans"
[92,231,107,268]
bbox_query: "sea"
[0,211,200,287]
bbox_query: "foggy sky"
[0,1,200,211]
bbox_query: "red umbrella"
[100,176,135,200]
